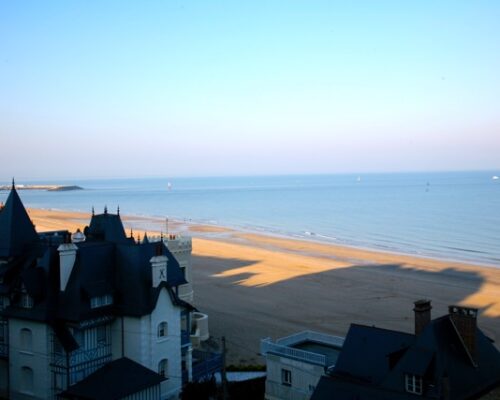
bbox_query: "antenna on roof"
[104,205,108,214]
[130,228,133,238]
[11,177,15,190]
[92,206,95,216]
[160,231,164,242]
[117,205,120,216]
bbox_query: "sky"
[1,1,500,180]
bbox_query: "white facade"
[261,331,344,400]
[8,319,51,400]
[121,287,184,399]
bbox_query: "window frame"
[158,358,168,379]
[20,328,33,353]
[157,321,168,339]
[281,368,292,386]
[20,366,34,394]
[405,374,423,395]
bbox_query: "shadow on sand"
[191,254,499,365]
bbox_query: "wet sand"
[27,208,500,365]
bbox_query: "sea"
[1,171,499,267]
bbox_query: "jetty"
[0,184,83,191]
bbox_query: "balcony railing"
[192,350,223,382]
[261,331,344,367]
[52,343,112,368]
[276,330,344,348]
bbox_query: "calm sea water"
[1,172,499,266]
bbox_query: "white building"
[261,331,344,400]
[0,184,212,400]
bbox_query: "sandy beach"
[27,208,500,365]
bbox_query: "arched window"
[157,321,168,338]
[20,328,32,352]
[21,366,34,393]
[158,359,168,379]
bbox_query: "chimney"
[448,305,478,364]
[150,253,168,287]
[57,243,78,291]
[413,299,432,335]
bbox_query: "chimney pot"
[414,299,432,336]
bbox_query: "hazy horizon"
[1,1,500,180]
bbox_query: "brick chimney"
[413,299,432,335]
[449,305,478,365]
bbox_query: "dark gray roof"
[1,187,193,332]
[312,317,500,400]
[86,212,129,243]
[0,186,38,258]
[60,357,164,400]
[332,324,414,384]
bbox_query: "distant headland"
[0,184,83,192]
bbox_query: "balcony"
[192,350,223,382]
[190,312,209,348]
[261,330,344,367]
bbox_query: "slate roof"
[0,186,193,347]
[0,185,38,258]
[311,316,500,400]
[332,324,414,384]
[60,357,165,400]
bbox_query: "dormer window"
[405,374,423,395]
[90,294,113,309]
[21,293,34,309]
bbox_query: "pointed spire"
[0,182,38,257]
[11,177,15,190]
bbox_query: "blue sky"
[1,1,499,180]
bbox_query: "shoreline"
[26,207,500,364]
[26,206,499,270]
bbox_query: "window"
[281,368,292,386]
[20,328,33,352]
[157,321,168,338]
[21,366,34,393]
[405,374,423,395]
[158,359,168,379]
[21,293,34,308]
[90,294,113,309]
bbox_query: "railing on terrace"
[261,331,344,367]
[276,330,344,348]
[192,350,223,382]
[52,343,112,367]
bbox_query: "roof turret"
[0,184,38,257]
